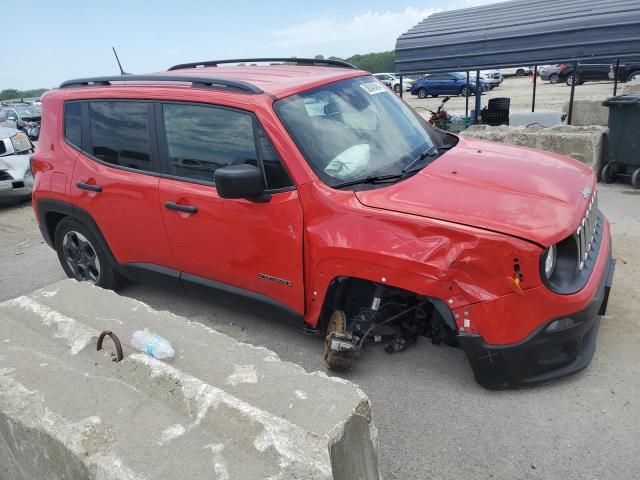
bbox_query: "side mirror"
[215,164,270,202]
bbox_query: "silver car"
[0,125,34,202]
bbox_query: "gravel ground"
[1,181,639,480]
[404,76,620,117]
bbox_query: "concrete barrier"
[622,80,640,95]
[0,280,380,480]
[460,124,608,173]
[561,99,609,126]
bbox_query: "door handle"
[76,181,102,192]
[164,201,198,214]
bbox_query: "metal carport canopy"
[394,0,640,75]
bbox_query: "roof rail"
[58,75,263,94]
[168,57,358,71]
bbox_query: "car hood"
[355,137,595,246]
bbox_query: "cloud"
[266,2,503,57]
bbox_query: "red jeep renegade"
[31,58,615,388]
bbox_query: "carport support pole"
[465,71,470,120]
[475,70,480,123]
[613,58,620,96]
[532,65,537,112]
[567,62,577,125]
[399,74,403,99]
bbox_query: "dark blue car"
[410,72,486,98]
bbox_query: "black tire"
[393,84,400,93]
[632,168,640,189]
[460,86,472,97]
[549,73,559,84]
[516,69,526,77]
[566,73,580,86]
[600,163,616,184]
[54,217,121,290]
[627,71,640,82]
[417,88,428,99]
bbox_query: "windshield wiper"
[331,143,455,190]
[401,143,453,175]
[331,173,406,189]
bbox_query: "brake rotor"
[323,310,352,370]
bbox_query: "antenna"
[112,47,131,75]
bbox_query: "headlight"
[542,244,557,278]
[10,132,32,154]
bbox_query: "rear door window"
[88,101,152,171]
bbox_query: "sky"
[1,0,503,90]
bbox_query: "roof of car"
[60,65,369,99]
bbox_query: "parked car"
[609,61,640,82]
[32,58,615,389]
[558,63,611,86]
[411,72,487,98]
[373,73,414,92]
[0,106,41,139]
[0,125,34,202]
[538,65,561,83]
[468,70,502,89]
[500,66,532,77]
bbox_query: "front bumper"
[459,246,615,389]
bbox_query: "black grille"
[575,191,598,271]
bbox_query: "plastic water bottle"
[131,330,175,359]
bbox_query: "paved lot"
[404,76,619,117]
[1,182,639,480]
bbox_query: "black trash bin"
[601,95,640,188]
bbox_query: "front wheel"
[460,86,472,96]
[566,73,580,86]
[417,88,428,99]
[549,73,559,84]
[54,217,121,289]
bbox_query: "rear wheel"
[460,86,472,96]
[632,168,640,189]
[549,73,559,84]
[627,71,640,82]
[393,84,400,93]
[54,218,121,289]
[417,88,428,99]
[516,69,526,77]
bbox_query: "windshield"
[15,107,41,117]
[275,76,439,187]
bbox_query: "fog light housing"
[546,317,576,332]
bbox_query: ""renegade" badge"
[258,273,292,287]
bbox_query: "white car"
[500,66,532,77]
[373,73,414,92]
[467,70,502,89]
[0,125,34,202]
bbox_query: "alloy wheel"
[62,230,101,283]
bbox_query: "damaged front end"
[323,280,458,370]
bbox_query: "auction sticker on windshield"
[360,82,388,95]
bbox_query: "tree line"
[0,88,48,101]
[322,51,395,73]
